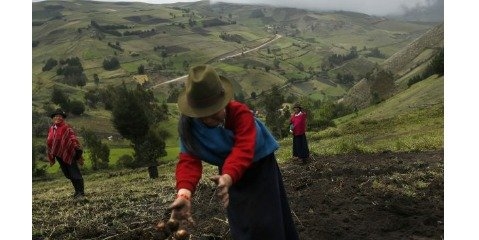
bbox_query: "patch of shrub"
[42,58,58,71]
[117,154,136,169]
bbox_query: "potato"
[166,219,180,231]
[173,229,189,240]
[156,220,166,231]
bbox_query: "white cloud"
[208,0,437,15]
[33,0,439,16]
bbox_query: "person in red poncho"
[290,102,310,164]
[46,108,85,199]
[166,65,299,240]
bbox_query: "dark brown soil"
[32,150,443,240]
[186,150,444,240]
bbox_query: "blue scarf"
[180,118,279,166]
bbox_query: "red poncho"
[46,122,81,165]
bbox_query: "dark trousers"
[293,134,309,159]
[226,154,299,240]
[56,157,84,194]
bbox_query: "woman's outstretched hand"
[209,174,233,208]
[168,189,194,225]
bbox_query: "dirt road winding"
[149,34,282,89]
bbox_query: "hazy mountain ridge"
[381,23,444,75]
[339,22,443,110]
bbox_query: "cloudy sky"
[31,0,441,16]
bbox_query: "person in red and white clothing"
[290,102,310,164]
[167,65,299,240]
[46,108,85,199]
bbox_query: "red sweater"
[176,101,256,193]
[290,111,307,136]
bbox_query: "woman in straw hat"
[46,108,85,199]
[168,65,299,239]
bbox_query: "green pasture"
[328,57,377,78]
[293,80,346,98]
[42,142,180,175]
[121,60,149,73]
[292,52,324,69]
[233,69,287,94]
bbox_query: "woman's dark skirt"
[225,153,299,240]
[293,134,310,159]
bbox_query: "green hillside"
[275,74,443,161]
[32,0,443,172]
[33,0,436,112]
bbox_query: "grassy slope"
[275,74,443,162]
[32,73,444,239]
[38,74,443,174]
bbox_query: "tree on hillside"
[250,91,257,100]
[273,58,280,69]
[133,129,165,175]
[103,57,120,70]
[32,110,51,138]
[69,100,85,116]
[51,86,71,111]
[166,84,182,103]
[84,89,101,108]
[426,48,444,76]
[313,101,337,130]
[100,85,116,110]
[286,93,298,104]
[81,129,110,171]
[42,58,58,72]
[32,143,47,177]
[110,83,168,178]
[56,57,87,87]
[51,86,69,107]
[369,69,394,104]
[261,85,287,138]
[138,64,145,74]
[407,48,444,88]
[93,73,100,86]
[365,47,385,58]
[112,84,150,141]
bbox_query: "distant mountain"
[32,0,439,115]
[339,23,444,110]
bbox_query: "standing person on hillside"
[167,64,299,240]
[290,102,310,164]
[46,108,86,199]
